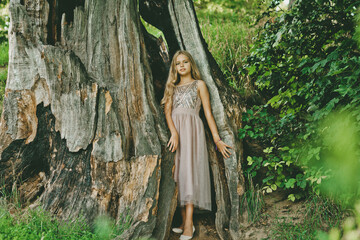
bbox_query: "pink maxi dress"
[171,80,211,211]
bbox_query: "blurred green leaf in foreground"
[306,109,360,208]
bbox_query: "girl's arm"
[164,101,179,152]
[198,80,232,158]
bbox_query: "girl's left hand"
[216,140,232,158]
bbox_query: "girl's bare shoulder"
[196,80,208,90]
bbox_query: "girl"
[161,50,232,240]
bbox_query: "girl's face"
[175,54,191,76]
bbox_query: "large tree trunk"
[0,0,245,239]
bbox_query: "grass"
[0,204,134,240]
[316,201,360,240]
[0,204,97,240]
[269,194,346,240]
[0,66,7,114]
[0,41,7,116]
[0,201,148,239]
[0,41,8,67]
[0,183,96,240]
[240,174,265,223]
[140,2,260,95]
[0,184,134,240]
[197,13,254,94]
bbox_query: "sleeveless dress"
[172,80,211,211]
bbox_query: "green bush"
[242,0,360,201]
[240,105,307,200]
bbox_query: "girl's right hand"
[167,133,179,152]
[215,140,232,159]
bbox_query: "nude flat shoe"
[179,225,195,240]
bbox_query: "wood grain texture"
[0,0,246,239]
[1,0,168,239]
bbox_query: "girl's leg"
[182,203,194,236]
[172,207,186,233]
[180,207,186,228]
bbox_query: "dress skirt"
[172,107,212,211]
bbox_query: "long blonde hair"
[161,50,202,111]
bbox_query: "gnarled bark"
[0,0,245,239]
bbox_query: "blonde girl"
[161,50,232,240]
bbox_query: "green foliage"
[270,194,345,240]
[0,200,134,239]
[355,10,360,47]
[248,0,360,115]
[194,0,266,24]
[0,41,8,66]
[0,204,97,240]
[195,0,269,93]
[240,175,265,223]
[240,105,308,199]
[94,212,133,240]
[0,2,9,44]
[271,220,313,240]
[0,49,8,116]
[303,110,360,207]
[0,15,8,43]
[140,17,166,43]
[317,202,360,240]
[242,0,360,201]
[0,3,8,115]
[0,182,133,240]
[310,111,360,240]
[198,16,253,92]
[0,0,9,9]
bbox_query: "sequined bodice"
[172,80,201,111]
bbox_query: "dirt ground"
[169,190,306,240]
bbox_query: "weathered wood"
[0,0,246,239]
[1,0,169,239]
[140,22,178,240]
